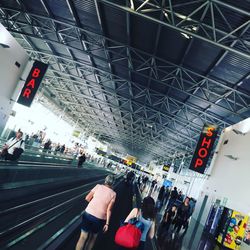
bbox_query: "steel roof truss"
[99,0,250,59]
[1,10,248,117]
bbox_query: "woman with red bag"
[116,196,156,250]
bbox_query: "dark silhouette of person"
[78,150,86,167]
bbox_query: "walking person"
[141,176,148,192]
[149,179,157,196]
[163,187,170,207]
[156,185,165,211]
[75,175,116,250]
[54,143,60,154]
[60,144,66,154]
[43,139,52,153]
[126,171,135,185]
[158,205,177,246]
[177,191,184,202]
[0,130,25,161]
[78,150,86,168]
[172,197,190,237]
[137,176,141,186]
[118,196,156,250]
[167,187,178,209]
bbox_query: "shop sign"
[162,164,170,172]
[17,60,48,107]
[72,130,81,137]
[189,124,218,174]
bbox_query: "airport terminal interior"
[0,0,250,250]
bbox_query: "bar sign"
[17,60,48,107]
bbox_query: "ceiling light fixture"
[232,129,246,135]
[180,25,197,39]
[0,42,10,48]
[146,123,153,128]
[181,33,191,39]
[176,13,192,21]
[224,155,239,160]
[163,11,168,19]
[130,0,135,10]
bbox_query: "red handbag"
[115,223,142,249]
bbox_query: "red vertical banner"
[189,124,218,174]
[17,60,48,107]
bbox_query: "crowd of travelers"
[0,129,87,165]
[1,130,196,250]
[75,170,196,250]
[0,129,132,169]
[24,130,84,156]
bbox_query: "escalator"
[0,162,116,249]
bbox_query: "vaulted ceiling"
[0,0,249,164]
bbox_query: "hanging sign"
[189,124,218,174]
[17,60,48,107]
[162,164,170,172]
[72,130,81,137]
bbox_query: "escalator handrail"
[0,175,107,215]
[5,209,71,249]
[0,160,72,167]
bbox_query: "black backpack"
[12,141,24,160]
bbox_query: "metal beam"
[0,6,249,106]
[49,85,197,144]
[1,7,249,100]
[21,46,234,129]
[43,67,217,131]
[98,0,250,60]
[7,28,248,118]
[25,47,238,126]
[1,4,247,159]
[59,104,181,156]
